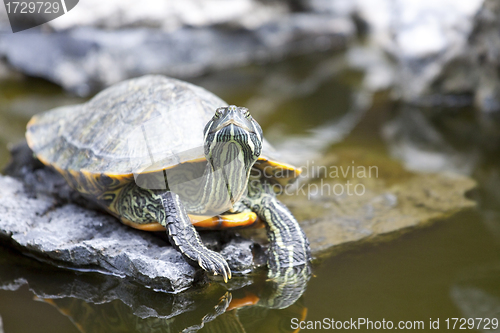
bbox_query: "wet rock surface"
[0,142,476,290]
[1,142,270,293]
[0,174,198,293]
[278,146,477,257]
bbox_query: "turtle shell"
[26,75,299,193]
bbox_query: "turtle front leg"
[159,192,232,282]
[244,181,311,279]
[109,183,231,282]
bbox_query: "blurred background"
[0,0,500,332]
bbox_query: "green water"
[1,52,500,332]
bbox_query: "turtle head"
[203,105,263,169]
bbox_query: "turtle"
[26,75,311,283]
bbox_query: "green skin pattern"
[102,106,311,282]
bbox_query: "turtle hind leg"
[160,191,232,282]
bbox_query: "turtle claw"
[198,251,232,283]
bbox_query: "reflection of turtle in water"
[26,75,311,282]
[42,272,310,333]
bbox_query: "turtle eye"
[240,107,250,118]
[214,108,224,119]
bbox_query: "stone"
[28,0,289,31]
[382,106,480,174]
[3,0,500,112]
[305,0,500,113]
[0,1,353,96]
[0,142,476,291]
[277,146,477,257]
[0,142,273,293]
[220,239,255,274]
[0,174,199,293]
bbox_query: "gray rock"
[0,142,271,292]
[352,0,483,97]
[382,106,480,174]
[1,139,477,290]
[0,2,353,95]
[275,146,477,257]
[220,239,255,274]
[3,0,500,113]
[304,0,500,113]
[395,0,500,114]
[0,174,200,293]
[24,0,289,31]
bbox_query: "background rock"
[2,0,500,112]
[0,0,352,95]
[382,106,480,174]
[305,0,500,114]
[279,146,477,256]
